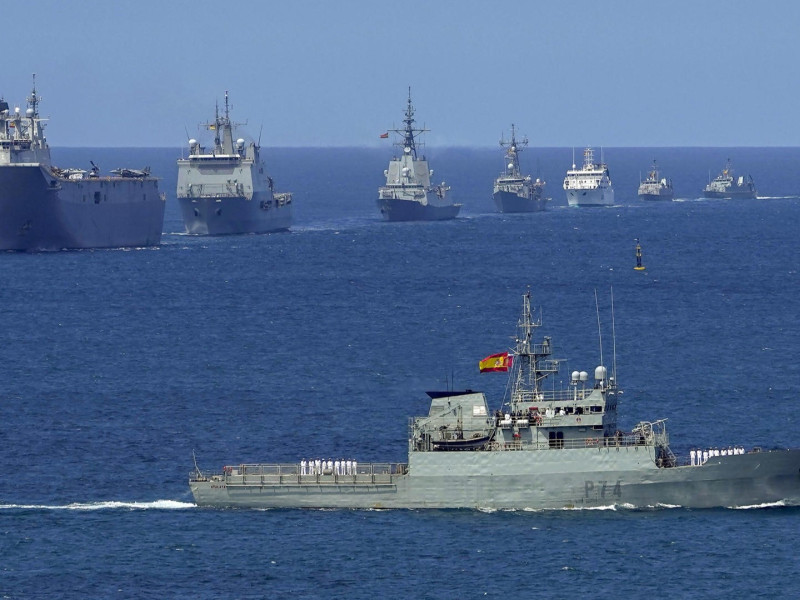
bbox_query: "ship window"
[590,406,602,413]
[94,191,101,204]
[548,431,564,449]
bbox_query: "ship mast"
[389,87,428,160]
[510,291,559,407]
[499,124,528,177]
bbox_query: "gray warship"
[637,159,674,201]
[703,159,756,199]
[190,291,800,510]
[376,89,460,221]
[0,77,165,251]
[176,92,292,235]
[493,124,548,213]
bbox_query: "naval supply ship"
[0,77,165,251]
[703,159,757,199]
[493,124,549,213]
[638,159,674,201]
[377,89,460,221]
[190,291,800,510]
[176,92,292,235]
[563,147,614,207]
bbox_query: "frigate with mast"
[376,89,460,221]
[493,124,548,213]
[189,290,800,510]
[563,147,614,207]
[0,76,165,251]
[638,159,674,201]
[176,92,292,235]
[703,159,757,199]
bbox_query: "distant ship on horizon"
[492,124,548,213]
[176,91,292,235]
[703,159,757,199]
[638,159,673,201]
[0,76,165,251]
[563,147,614,207]
[376,89,460,221]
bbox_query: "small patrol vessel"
[493,124,549,213]
[703,159,757,199]
[190,291,800,510]
[563,147,614,207]
[638,160,673,201]
[377,89,460,221]
[0,77,165,251]
[176,92,292,235]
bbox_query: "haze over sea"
[2,146,799,598]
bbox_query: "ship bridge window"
[590,405,603,413]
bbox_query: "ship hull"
[638,192,674,201]
[493,190,547,213]
[566,187,614,207]
[190,447,800,510]
[703,189,757,200]
[178,192,292,235]
[376,198,461,222]
[0,165,164,251]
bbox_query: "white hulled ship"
[563,147,614,207]
[176,92,292,235]
[0,77,165,251]
[703,159,756,199]
[377,89,460,221]
[492,124,548,213]
[638,159,673,201]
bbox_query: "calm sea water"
[1,147,799,598]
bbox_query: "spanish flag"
[380,132,389,138]
[479,352,512,373]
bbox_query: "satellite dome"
[189,139,197,146]
[26,108,34,117]
[404,146,411,154]
[508,163,514,170]
[236,138,245,146]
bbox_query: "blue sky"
[5,0,799,147]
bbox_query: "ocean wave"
[730,500,787,510]
[0,500,195,511]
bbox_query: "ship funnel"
[579,371,588,382]
[595,366,607,381]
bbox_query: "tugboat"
[492,124,548,213]
[0,76,165,251]
[563,147,614,207]
[190,291,800,510]
[638,160,674,201]
[703,159,757,199]
[376,88,460,221]
[176,91,292,235]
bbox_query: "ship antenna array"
[594,289,604,370]
[611,286,618,386]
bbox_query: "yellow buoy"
[634,238,646,271]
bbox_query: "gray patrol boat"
[493,124,548,213]
[377,89,460,221]
[190,291,800,510]
[176,92,292,235]
[0,77,165,251]
[638,159,674,201]
[703,159,757,199]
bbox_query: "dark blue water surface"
[2,147,800,598]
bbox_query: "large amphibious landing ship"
[176,92,292,235]
[0,77,165,251]
[190,292,800,510]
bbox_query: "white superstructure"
[563,147,614,207]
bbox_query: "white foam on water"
[730,499,787,510]
[0,499,195,511]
